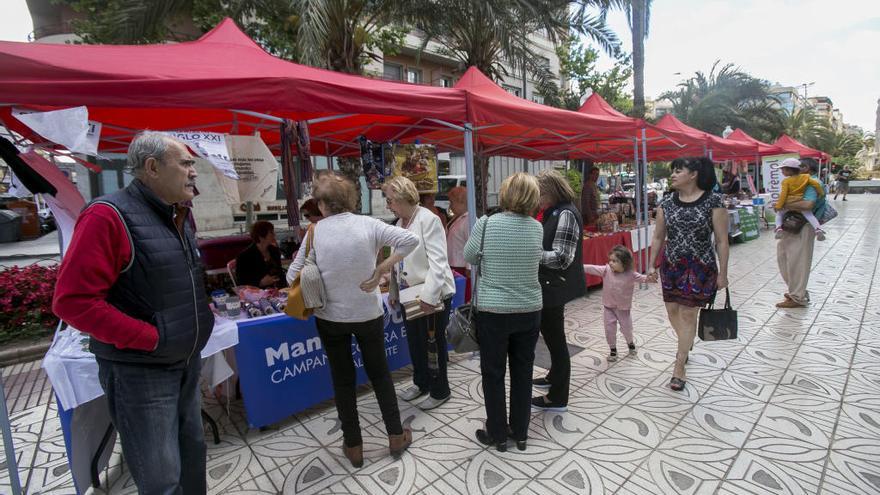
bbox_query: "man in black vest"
[532,170,587,412]
[54,131,214,493]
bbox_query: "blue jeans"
[476,310,541,443]
[97,358,206,495]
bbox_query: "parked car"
[435,175,466,210]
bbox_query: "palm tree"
[625,0,651,118]
[659,61,780,139]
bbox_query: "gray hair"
[126,131,174,176]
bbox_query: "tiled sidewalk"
[2,196,879,494]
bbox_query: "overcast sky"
[2,0,877,132]
[594,0,879,132]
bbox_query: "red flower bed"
[0,264,60,344]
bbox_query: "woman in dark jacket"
[235,221,286,288]
[532,170,586,412]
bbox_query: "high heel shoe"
[389,428,413,459]
[343,444,363,468]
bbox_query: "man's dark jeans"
[316,316,404,448]
[97,357,206,495]
[404,297,452,400]
[540,304,570,405]
[476,310,541,443]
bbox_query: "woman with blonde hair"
[383,176,456,410]
[465,172,544,452]
[286,171,419,467]
[532,169,586,412]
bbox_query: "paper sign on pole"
[12,107,101,155]
[214,135,279,205]
[761,153,798,206]
[165,131,238,179]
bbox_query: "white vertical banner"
[761,153,798,206]
[225,135,279,204]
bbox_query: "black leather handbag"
[445,216,489,353]
[781,211,807,234]
[698,288,738,341]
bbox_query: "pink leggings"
[604,307,634,348]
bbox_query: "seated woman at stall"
[235,221,287,288]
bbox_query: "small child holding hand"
[584,245,655,361]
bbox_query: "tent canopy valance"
[0,19,467,122]
[773,134,829,161]
[725,128,787,157]
[519,93,710,162]
[654,114,756,160]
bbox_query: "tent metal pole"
[633,138,642,273]
[0,373,23,495]
[463,123,477,232]
[755,153,760,194]
[641,128,650,275]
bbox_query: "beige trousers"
[776,224,815,304]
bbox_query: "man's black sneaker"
[532,376,551,390]
[531,396,567,412]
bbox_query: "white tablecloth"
[43,317,239,411]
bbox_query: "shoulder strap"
[305,224,315,257]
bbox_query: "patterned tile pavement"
[2,196,879,494]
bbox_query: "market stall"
[42,277,464,492]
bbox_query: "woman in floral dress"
[647,157,729,391]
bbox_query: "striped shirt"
[464,212,543,313]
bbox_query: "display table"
[43,276,464,493]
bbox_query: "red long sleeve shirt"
[52,204,159,351]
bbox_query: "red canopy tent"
[654,114,756,160]
[566,94,708,162]
[725,128,787,156]
[413,68,643,160]
[773,134,829,160]
[0,18,474,157]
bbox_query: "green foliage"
[658,61,781,142]
[649,162,671,180]
[554,38,632,112]
[565,168,583,195]
[56,0,408,72]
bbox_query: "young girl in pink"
[584,245,654,361]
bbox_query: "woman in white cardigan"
[383,176,456,410]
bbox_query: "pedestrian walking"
[834,166,852,201]
[647,157,729,392]
[584,245,655,362]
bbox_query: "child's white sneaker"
[816,229,826,241]
[774,228,784,239]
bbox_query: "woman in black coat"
[235,221,286,288]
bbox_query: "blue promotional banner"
[234,276,465,428]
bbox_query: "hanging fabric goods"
[280,120,301,229]
[295,121,312,184]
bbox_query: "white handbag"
[300,227,325,309]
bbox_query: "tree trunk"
[336,157,363,212]
[473,154,490,216]
[631,0,646,119]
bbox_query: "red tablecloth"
[581,231,632,287]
